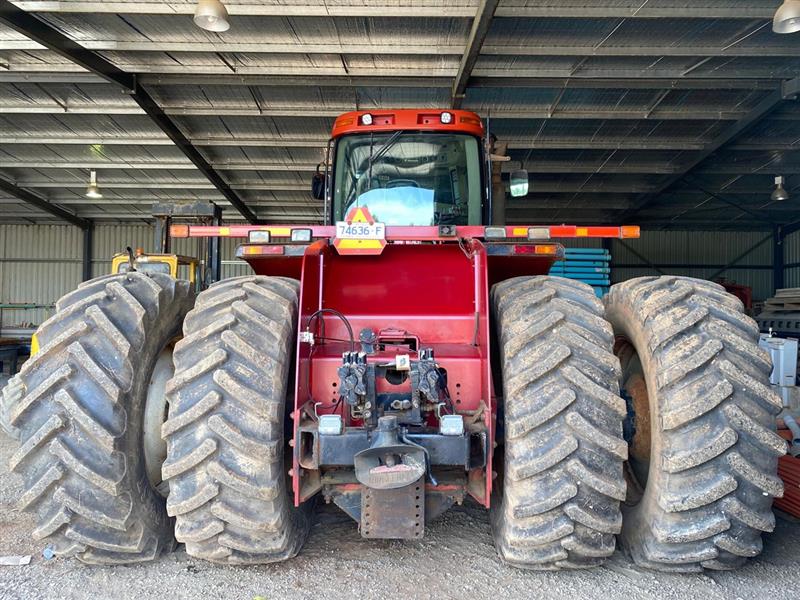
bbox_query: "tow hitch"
[355,416,426,538]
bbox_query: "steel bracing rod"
[708,233,774,281]
[678,177,778,226]
[0,0,258,224]
[615,240,666,275]
[622,80,799,221]
[0,176,89,229]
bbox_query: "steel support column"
[774,226,785,294]
[207,204,223,286]
[82,221,93,282]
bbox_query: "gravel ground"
[0,432,798,600]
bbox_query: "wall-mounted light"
[772,176,790,202]
[194,0,230,32]
[85,170,102,199]
[774,0,800,34]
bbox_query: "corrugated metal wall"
[0,224,783,330]
[610,231,774,301]
[784,230,800,289]
[0,224,252,330]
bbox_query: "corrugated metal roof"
[0,1,798,228]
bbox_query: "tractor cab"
[314,110,529,227]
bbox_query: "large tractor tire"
[605,276,786,572]
[162,276,312,564]
[491,276,627,569]
[7,272,193,564]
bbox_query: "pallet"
[762,289,800,312]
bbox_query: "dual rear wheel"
[492,275,785,571]
[5,273,309,564]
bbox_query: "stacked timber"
[757,288,800,335]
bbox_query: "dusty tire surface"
[1,374,23,440]
[491,276,627,569]
[7,272,193,564]
[605,276,786,572]
[162,275,312,564]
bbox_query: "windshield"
[333,132,482,226]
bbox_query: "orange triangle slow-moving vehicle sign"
[333,206,387,255]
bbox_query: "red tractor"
[4,109,784,571]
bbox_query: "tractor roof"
[332,109,484,139]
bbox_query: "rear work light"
[484,227,506,239]
[248,230,271,243]
[361,113,373,125]
[291,229,312,243]
[527,227,551,240]
[440,112,453,124]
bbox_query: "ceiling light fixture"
[85,169,102,199]
[774,0,800,34]
[194,0,230,32]
[772,176,790,202]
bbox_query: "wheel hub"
[143,346,175,497]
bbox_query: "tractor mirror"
[509,170,529,197]
[311,171,326,200]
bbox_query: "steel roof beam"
[0,71,786,89]
[0,211,321,221]
[493,7,778,18]
[13,2,781,19]
[6,180,663,194]
[467,77,783,90]
[452,0,499,108]
[0,40,466,54]
[16,2,478,17]
[0,175,89,228]
[0,137,712,151]
[139,74,790,88]
[0,103,759,121]
[0,0,258,224]
[3,39,798,58]
[1,39,787,57]
[0,161,320,172]
[479,46,800,58]
[0,160,683,175]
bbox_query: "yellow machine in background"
[29,249,201,359]
[111,248,201,287]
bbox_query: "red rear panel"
[291,240,494,506]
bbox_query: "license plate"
[336,221,386,240]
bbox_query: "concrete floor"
[0,431,798,600]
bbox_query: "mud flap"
[361,478,425,539]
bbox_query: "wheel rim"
[143,345,175,497]
[615,337,652,500]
